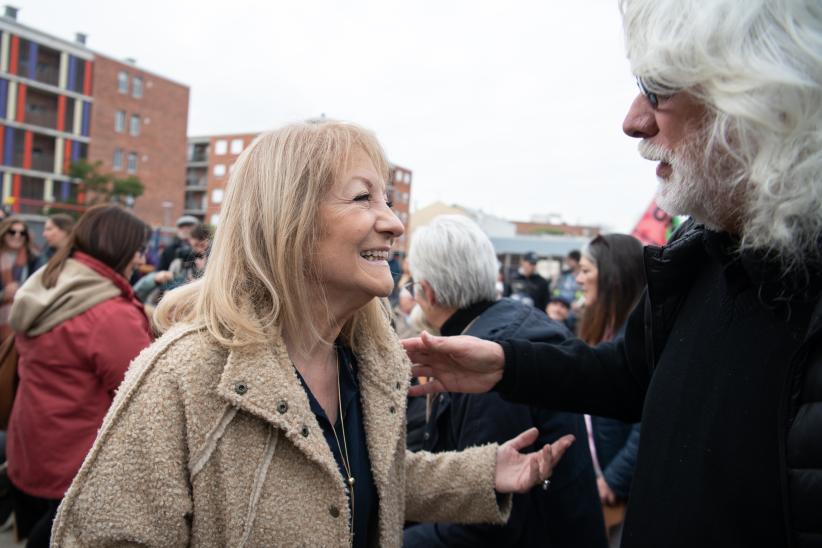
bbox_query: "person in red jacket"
[7,204,152,547]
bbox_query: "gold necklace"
[329,348,355,525]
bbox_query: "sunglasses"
[635,76,677,110]
[7,229,27,237]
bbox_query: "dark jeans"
[9,480,59,548]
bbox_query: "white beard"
[638,137,739,232]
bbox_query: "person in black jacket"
[504,252,550,311]
[404,215,606,548]
[404,2,822,547]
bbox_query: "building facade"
[184,132,413,253]
[0,9,189,226]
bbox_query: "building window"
[213,164,226,177]
[130,115,141,136]
[132,77,143,98]
[210,213,220,226]
[211,188,224,204]
[113,148,123,171]
[230,139,244,154]
[115,110,125,133]
[127,152,138,173]
[118,71,128,94]
[214,140,228,155]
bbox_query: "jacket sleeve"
[404,445,512,525]
[51,346,192,547]
[88,302,152,396]
[495,295,651,423]
[404,395,532,547]
[602,422,640,500]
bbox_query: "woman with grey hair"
[406,215,605,548]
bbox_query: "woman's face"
[3,222,27,251]
[122,248,145,280]
[576,255,599,306]
[43,219,69,248]
[313,148,404,312]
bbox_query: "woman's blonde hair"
[155,121,396,352]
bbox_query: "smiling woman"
[51,120,574,547]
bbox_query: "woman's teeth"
[360,250,389,261]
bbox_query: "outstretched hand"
[495,428,575,494]
[403,331,505,397]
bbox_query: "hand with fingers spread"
[494,428,575,494]
[403,331,506,397]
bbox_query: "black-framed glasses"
[636,76,678,110]
[402,281,418,297]
[7,229,27,237]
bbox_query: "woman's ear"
[418,280,436,306]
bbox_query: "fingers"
[408,378,446,398]
[401,337,424,352]
[505,427,539,452]
[410,365,434,378]
[549,434,575,467]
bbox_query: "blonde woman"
[52,121,573,547]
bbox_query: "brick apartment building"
[0,8,188,226]
[185,133,413,253]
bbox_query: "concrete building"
[184,132,413,253]
[0,8,189,226]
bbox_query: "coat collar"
[215,327,409,496]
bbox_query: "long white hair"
[622,0,822,268]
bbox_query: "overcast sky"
[21,0,658,231]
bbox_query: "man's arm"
[406,294,651,423]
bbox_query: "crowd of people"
[0,0,818,546]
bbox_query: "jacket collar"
[73,251,135,300]
[215,327,408,494]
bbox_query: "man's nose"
[623,94,658,139]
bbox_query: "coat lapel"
[215,335,342,485]
[354,334,410,496]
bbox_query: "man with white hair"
[404,1,822,546]
[403,215,607,548]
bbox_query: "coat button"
[301,425,310,437]
[423,432,430,441]
[395,382,401,390]
[234,382,248,395]
[329,505,340,518]
[276,401,288,414]
[389,406,396,414]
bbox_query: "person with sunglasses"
[0,218,40,340]
[6,204,152,547]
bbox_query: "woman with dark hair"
[38,213,74,266]
[575,233,645,545]
[6,204,152,547]
[0,218,39,340]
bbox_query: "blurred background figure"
[38,214,74,267]
[158,214,198,271]
[575,233,645,546]
[504,251,550,311]
[6,204,152,547]
[133,223,212,305]
[546,295,574,332]
[405,215,606,548]
[553,249,582,330]
[0,218,40,340]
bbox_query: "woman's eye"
[353,193,370,202]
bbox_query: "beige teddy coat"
[51,324,510,547]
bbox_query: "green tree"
[68,160,145,207]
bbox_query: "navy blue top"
[295,345,378,548]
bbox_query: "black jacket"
[496,220,822,548]
[404,299,607,548]
[504,272,550,311]
[590,417,639,500]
